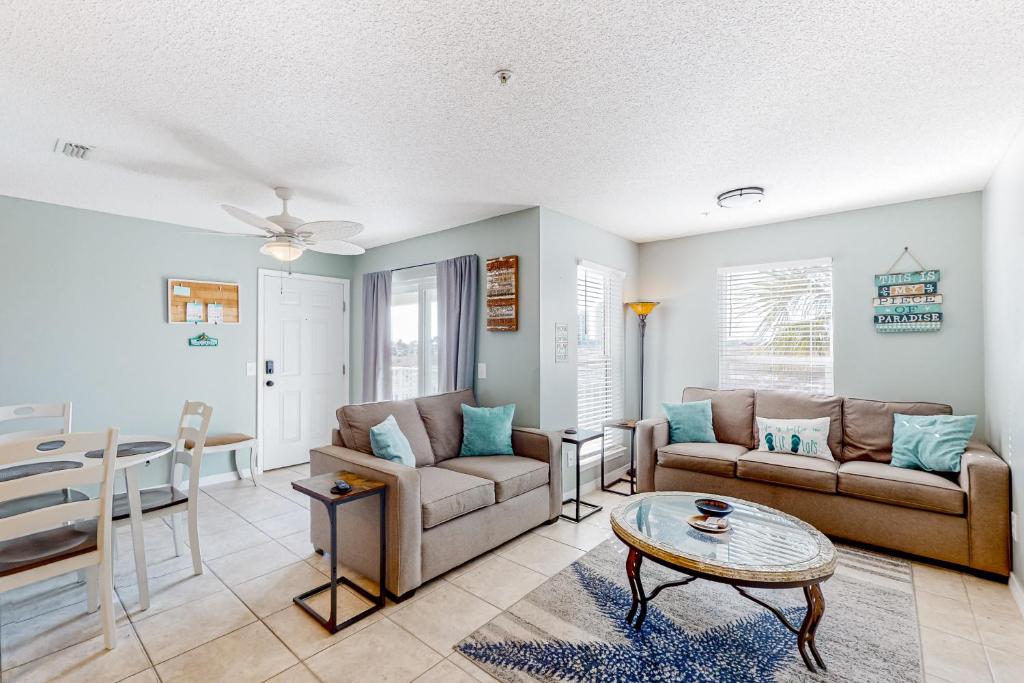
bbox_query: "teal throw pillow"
[369,415,416,467]
[891,413,977,473]
[663,400,717,444]
[460,404,515,456]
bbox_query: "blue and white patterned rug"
[457,539,920,682]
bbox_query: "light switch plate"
[477,362,487,379]
[246,362,257,377]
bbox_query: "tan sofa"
[636,388,1011,577]
[309,389,562,599]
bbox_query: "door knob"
[265,380,274,387]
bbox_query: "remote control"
[565,428,577,434]
[331,480,353,494]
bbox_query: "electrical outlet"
[477,362,487,379]
[246,362,257,377]
[1013,512,1019,544]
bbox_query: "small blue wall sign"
[188,333,219,347]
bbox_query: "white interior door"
[259,271,349,470]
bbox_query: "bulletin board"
[167,278,240,324]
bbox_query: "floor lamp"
[627,301,658,420]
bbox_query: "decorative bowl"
[695,498,734,518]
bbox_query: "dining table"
[0,434,174,611]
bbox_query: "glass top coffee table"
[610,492,836,672]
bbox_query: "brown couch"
[636,387,1011,577]
[309,389,562,598]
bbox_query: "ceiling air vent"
[54,139,93,159]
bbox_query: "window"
[390,265,438,400]
[576,260,625,457]
[718,257,834,393]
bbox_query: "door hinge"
[343,363,347,375]
[343,301,347,313]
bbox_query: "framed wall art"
[486,255,519,331]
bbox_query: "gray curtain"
[437,255,479,393]
[362,270,392,401]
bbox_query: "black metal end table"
[291,470,386,634]
[600,419,637,496]
[560,429,604,523]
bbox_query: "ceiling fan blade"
[298,220,364,242]
[307,239,366,256]
[186,230,265,239]
[221,204,283,234]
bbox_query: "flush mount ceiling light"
[717,187,765,209]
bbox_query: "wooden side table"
[291,471,386,633]
[560,429,604,523]
[601,419,637,496]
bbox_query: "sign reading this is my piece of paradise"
[873,270,942,333]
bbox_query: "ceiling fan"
[221,187,365,262]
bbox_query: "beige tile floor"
[1,466,1022,682]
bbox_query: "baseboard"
[198,470,248,487]
[1010,571,1024,620]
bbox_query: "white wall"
[982,127,1024,591]
[350,209,543,426]
[538,208,642,431]
[0,195,354,483]
[638,193,985,421]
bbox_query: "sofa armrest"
[636,418,669,493]
[959,440,1011,576]
[309,445,423,596]
[512,427,563,521]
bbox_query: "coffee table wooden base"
[623,547,828,673]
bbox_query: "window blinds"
[576,261,625,455]
[718,257,834,393]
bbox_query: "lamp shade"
[260,238,305,262]
[627,301,659,316]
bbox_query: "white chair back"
[0,402,73,443]
[0,429,118,557]
[173,402,213,495]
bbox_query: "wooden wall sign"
[874,253,942,333]
[168,279,240,324]
[486,255,518,331]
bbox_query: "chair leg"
[99,559,117,650]
[188,503,203,575]
[172,512,185,557]
[85,565,99,613]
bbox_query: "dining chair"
[0,401,73,443]
[112,401,212,575]
[0,429,120,649]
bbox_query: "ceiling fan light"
[260,238,305,262]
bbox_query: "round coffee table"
[610,492,836,672]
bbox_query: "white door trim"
[256,268,350,473]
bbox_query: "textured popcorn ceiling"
[2,1,1023,247]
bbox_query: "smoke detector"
[717,187,764,208]
[54,139,93,160]
[494,69,512,86]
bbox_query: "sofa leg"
[387,589,416,603]
[314,548,325,556]
[543,517,560,526]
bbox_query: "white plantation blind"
[718,257,834,393]
[577,260,625,456]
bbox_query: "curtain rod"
[391,254,475,273]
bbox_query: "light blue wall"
[350,209,543,426]
[639,193,985,423]
[0,196,354,484]
[982,128,1024,590]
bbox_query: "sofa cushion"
[682,388,755,448]
[415,389,477,463]
[737,451,839,493]
[437,456,548,502]
[838,460,964,515]
[843,398,952,463]
[657,443,748,478]
[419,466,495,529]
[755,390,844,459]
[338,399,435,467]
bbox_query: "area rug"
[457,540,920,682]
